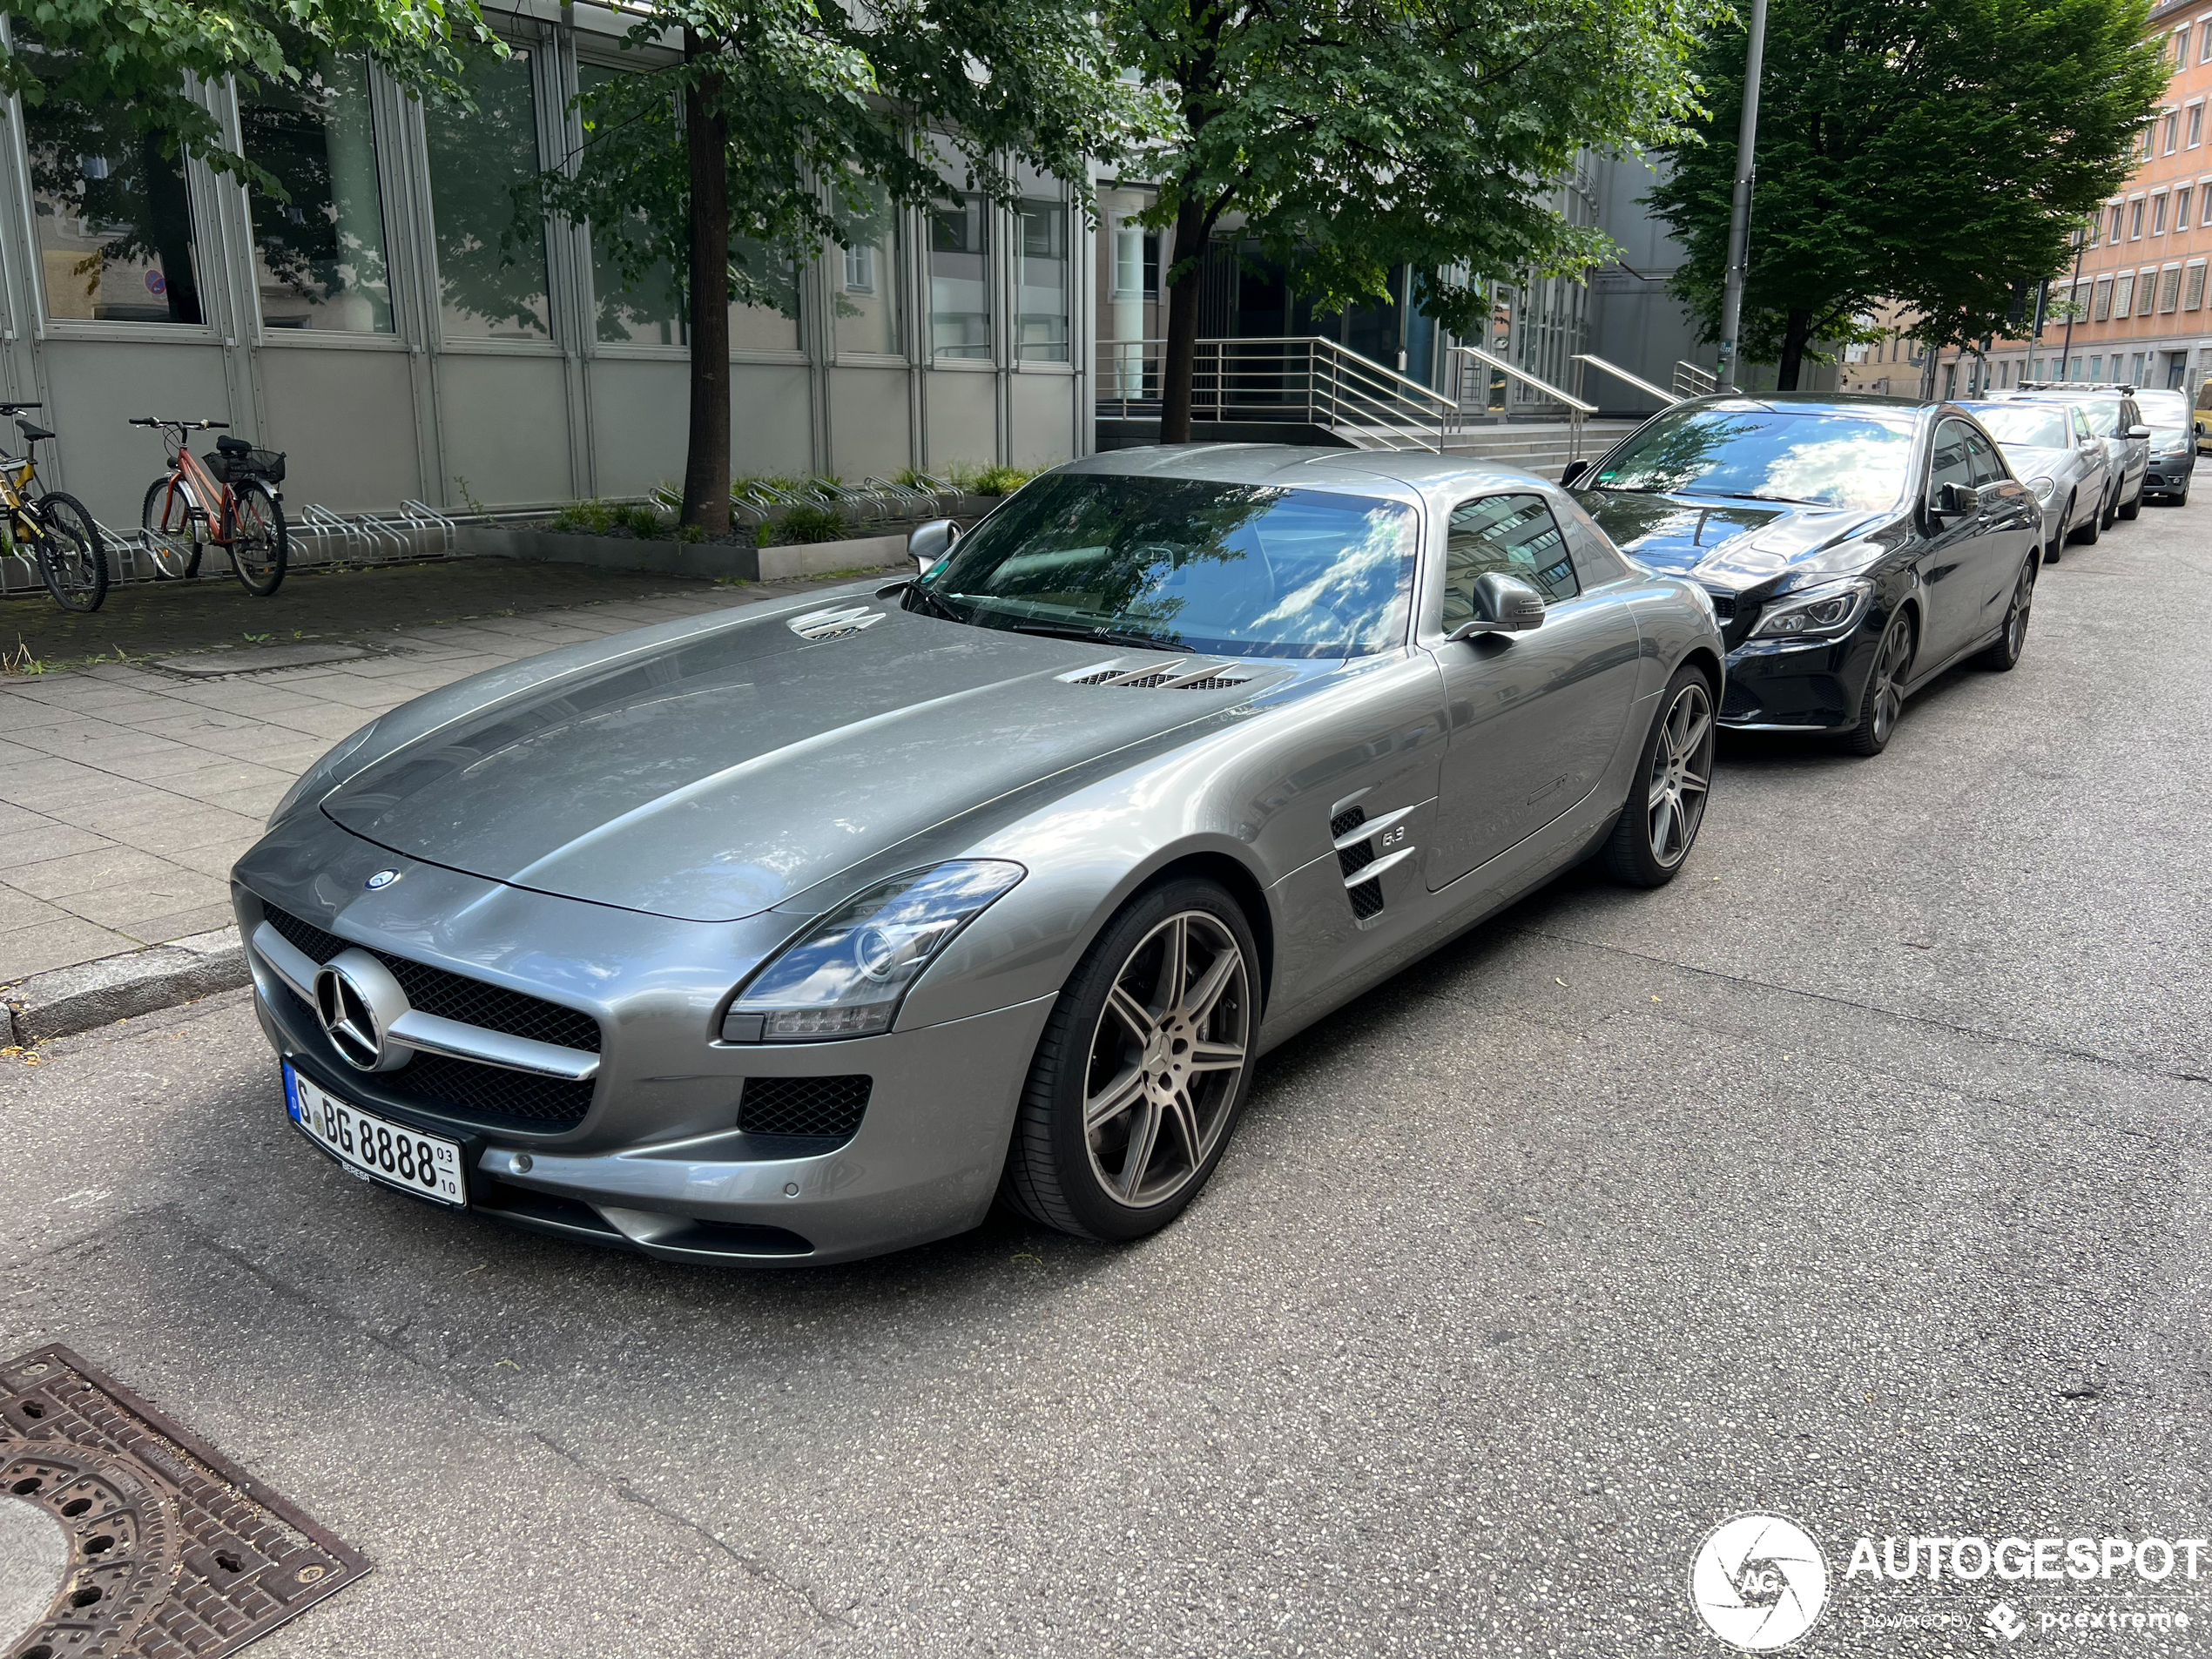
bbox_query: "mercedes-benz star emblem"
[311,950,413,1073]
[365,868,400,890]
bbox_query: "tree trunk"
[681,31,732,535]
[1777,307,1812,391]
[1158,196,1209,444]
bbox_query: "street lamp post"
[1715,0,1770,394]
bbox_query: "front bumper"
[1714,625,1881,732]
[2144,453,2195,494]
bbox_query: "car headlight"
[2027,475,2056,501]
[722,860,1026,1042]
[266,719,382,829]
[1749,577,1875,642]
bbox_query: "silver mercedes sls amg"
[233,446,1724,1264]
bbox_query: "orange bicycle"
[132,416,289,597]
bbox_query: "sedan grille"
[1705,591,1738,622]
[261,905,601,1054]
[738,1075,871,1143]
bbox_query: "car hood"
[322,600,1283,923]
[1573,489,1886,587]
[1998,443,2069,477]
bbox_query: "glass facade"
[20,39,206,325]
[424,50,551,341]
[833,184,900,357]
[239,54,394,333]
[1015,197,1069,361]
[729,236,801,352]
[581,64,684,347]
[929,195,991,360]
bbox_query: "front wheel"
[1976,555,2036,671]
[140,475,203,579]
[2046,495,2070,563]
[228,481,288,597]
[1601,665,1715,887]
[1000,880,1258,1242]
[32,491,107,613]
[1843,609,1914,757]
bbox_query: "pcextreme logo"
[1689,1514,1831,1651]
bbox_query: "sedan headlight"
[1749,577,1874,642]
[2027,475,2056,502]
[266,719,382,829]
[723,860,1026,1042]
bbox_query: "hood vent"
[1059,657,1256,692]
[788,605,886,643]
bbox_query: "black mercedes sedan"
[1566,395,2041,755]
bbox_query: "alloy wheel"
[2005,562,2033,658]
[1645,680,1713,870]
[1870,615,1912,745]
[1082,910,1251,1209]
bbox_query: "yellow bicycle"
[0,401,106,612]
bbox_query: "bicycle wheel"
[228,481,288,597]
[140,475,203,579]
[33,491,107,613]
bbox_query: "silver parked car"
[2014,388,2148,524]
[233,448,1723,1264]
[1957,400,2110,561]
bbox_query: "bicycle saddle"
[215,434,253,455]
[15,418,52,442]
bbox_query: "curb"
[5,929,249,1045]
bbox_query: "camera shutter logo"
[1689,1514,1829,1650]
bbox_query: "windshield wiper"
[1686,489,1830,507]
[903,583,965,623]
[990,617,1184,652]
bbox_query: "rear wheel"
[2119,476,2142,520]
[2070,492,2101,545]
[139,475,203,578]
[2099,482,2117,529]
[32,491,106,613]
[1601,665,1714,887]
[228,480,288,597]
[1844,609,1914,757]
[1975,554,2036,671]
[1000,880,1258,1242]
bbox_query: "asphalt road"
[3,491,2209,1656]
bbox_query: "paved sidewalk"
[0,579,827,984]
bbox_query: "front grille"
[271,979,597,1130]
[1719,681,1761,721]
[1706,590,1738,621]
[262,904,600,1053]
[738,1075,871,1142]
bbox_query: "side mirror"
[1931,480,1981,522]
[2127,424,2151,440]
[1560,459,1590,488]
[909,516,959,576]
[1447,571,1547,638]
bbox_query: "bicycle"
[132,417,289,597]
[0,401,108,613]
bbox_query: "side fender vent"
[788,605,886,642]
[1329,800,1418,926]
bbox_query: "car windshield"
[2071,401,2121,436]
[1970,403,2072,448]
[1586,405,1915,509]
[913,473,1417,658]
[2135,389,2190,426]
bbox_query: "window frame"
[1438,490,1581,624]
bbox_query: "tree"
[1107,0,1711,443]
[1649,0,2168,389]
[533,0,1134,534]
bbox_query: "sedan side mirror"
[2127,424,2151,440]
[909,516,960,576]
[1560,459,1590,488]
[1447,571,1547,638]
[1930,480,1981,523]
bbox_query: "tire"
[139,475,202,579]
[1601,664,1715,887]
[2119,477,2142,520]
[2045,495,2069,563]
[1843,608,1914,758]
[228,481,288,597]
[32,491,107,613]
[2070,492,2100,545]
[999,879,1259,1243]
[1975,554,2036,671]
[2098,483,2117,530]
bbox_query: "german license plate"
[285,1063,465,1206]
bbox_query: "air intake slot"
[788,605,885,642]
[1328,801,1419,925]
[1059,656,1255,691]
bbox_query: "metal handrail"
[1571,353,1682,409]
[1093,335,1460,452]
[1446,344,1595,462]
[1674,360,1718,399]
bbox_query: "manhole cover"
[0,1345,368,1657]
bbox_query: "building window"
[2178,26,2192,63]
[2089,354,2103,381]
[2110,205,2125,242]
[2190,105,2206,149]
[580,64,685,347]
[2180,185,2196,230]
[2101,274,2122,319]
[2131,351,2145,384]
[2203,24,2212,62]
[239,53,393,334]
[2187,262,2209,310]
[2154,193,2169,234]
[833,182,900,357]
[729,237,801,352]
[2130,198,2147,238]
[1015,198,1069,363]
[928,194,991,361]
[2140,268,2158,315]
[2166,111,2182,155]
[423,48,551,341]
[2161,266,2182,312]
[18,37,206,324]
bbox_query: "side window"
[1928,420,1974,501]
[1442,494,1578,628]
[1553,494,1635,587]
[2073,407,2096,444]
[1964,429,2007,487]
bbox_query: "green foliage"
[1649,0,2169,381]
[1110,0,1711,403]
[771,502,849,543]
[940,461,1042,496]
[0,1,498,197]
[549,499,674,539]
